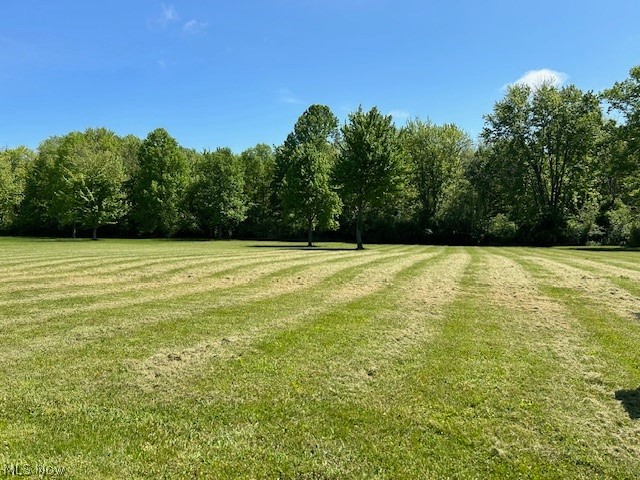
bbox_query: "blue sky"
[1,0,639,152]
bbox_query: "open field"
[1,238,640,479]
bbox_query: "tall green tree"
[281,143,341,246]
[132,128,189,236]
[334,106,403,249]
[481,84,602,243]
[602,65,640,221]
[273,105,340,232]
[239,144,276,238]
[277,105,341,246]
[0,146,34,231]
[19,137,66,233]
[54,129,128,239]
[188,148,247,238]
[603,65,640,151]
[401,120,473,234]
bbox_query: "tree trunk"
[72,224,76,239]
[92,226,98,241]
[356,217,363,250]
[307,220,314,247]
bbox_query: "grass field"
[1,238,640,479]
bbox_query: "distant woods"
[1,66,639,246]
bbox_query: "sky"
[1,0,639,152]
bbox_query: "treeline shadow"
[566,246,640,253]
[615,388,640,419]
[250,245,357,251]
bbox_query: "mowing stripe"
[1,249,432,366]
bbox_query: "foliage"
[188,148,247,238]
[0,146,34,230]
[18,131,127,238]
[401,119,473,232]
[277,105,341,245]
[280,143,341,245]
[433,177,479,243]
[239,144,276,238]
[603,65,640,150]
[481,83,603,244]
[6,65,640,246]
[334,106,404,248]
[602,66,640,226]
[132,128,189,236]
[485,213,518,244]
[18,137,66,233]
[564,194,603,245]
[629,221,640,247]
[273,105,340,235]
[55,129,127,238]
[605,200,634,245]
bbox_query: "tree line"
[1,66,639,247]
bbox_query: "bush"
[605,201,634,245]
[486,214,517,244]
[564,196,602,245]
[629,221,640,247]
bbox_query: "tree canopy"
[334,106,403,249]
[3,65,640,246]
[132,128,189,236]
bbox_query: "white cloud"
[507,69,568,91]
[183,19,208,35]
[160,4,179,24]
[279,88,303,105]
[388,109,410,120]
[157,59,167,69]
[149,4,179,29]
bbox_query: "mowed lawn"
[1,238,640,479]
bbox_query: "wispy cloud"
[279,88,303,105]
[183,19,208,35]
[507,68,568,91]
[159,4,179,24]
[149,4,180,29]
[389,109,410,121]
[157,59,167,69]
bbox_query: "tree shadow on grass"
[565,246,640,253]
[615,388,640,419]
[249,245,357,251]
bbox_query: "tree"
[19,137,66,233]
[281,143,341,246]
[54,129,128,239]
[602,66,640,227]
[481,83,602,244]
[334,106,403,249]
[239,144,276,238]
[131,128,189,236]
[188,148,247,238]
[603,65,640,153]
[0,146,34,231]
[276,105,341,246]
[401,119,473,235]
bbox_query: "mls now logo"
[3,464,66,476]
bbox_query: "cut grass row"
[1,238,639,478]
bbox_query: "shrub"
[486,214,517,244]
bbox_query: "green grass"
[1,238,639,479]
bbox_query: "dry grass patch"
[128,249,425,390]
[515,251,640,321]
[0,250,388,366]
